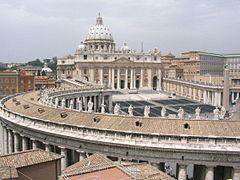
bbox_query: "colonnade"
[46,93,112,113]
[163,80,222,106]
[1,125,240,180]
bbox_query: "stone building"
[57,14,162,90]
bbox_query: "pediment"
[113,57,134,64]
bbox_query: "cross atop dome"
[96,13,103,25]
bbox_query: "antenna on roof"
[141,42,144,53]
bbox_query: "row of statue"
[41,91,227,120]
[114,104,227,120]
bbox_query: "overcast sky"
[0,0,240,63]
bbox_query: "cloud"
[0,0,240,62]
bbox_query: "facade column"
[3,126,8,154]
[117,68,120,89]
[205,166,214,180]
[22,136,28,151]
[233,167,240,180]
[108,68,111,87]
[13,131,20,152]
[130,68,133,89]
[99,68,103,86]
[203,90,207,104]
[140,68,143,89]
[157,69,162,91]
[112,68,115,89]
[147,68,152,89]
[8,129,13,153]
[178,164,187,180]
[60,147,68,170]
[125,68,128,89]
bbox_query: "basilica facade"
[57,15,162,90]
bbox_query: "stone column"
[32,139,38,150]
[100,68,103,85]
[112,68,115,89]
[189,87,192,98]
[193,88,196,100]
[45,143,51,152]
[181,85,184,95]
[205,166,214,180]
[178,164,187,180]
[83,96,87,111]
[3,126,8,154]
[94,96,97,112]
[108,68,111,87]
[203,90,207,104]
[22,136,28,151]
[60,147,68,170]
[125,68,128,89]
[8,129,13,153]
[13,131,20,152]
[140,68,143,88]
[233,167,240,180]
[108,95,113,113]
[117,68,120,89]
[207,91,210,104]
[61,98,66,109]
[231,92,235,103]
[211,91,215,106]
[77,150,86,161]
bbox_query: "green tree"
[26,59,43,67]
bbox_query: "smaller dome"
[42,63,52,73]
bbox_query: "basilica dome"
[85,14,113,42]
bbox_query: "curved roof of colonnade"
[3,91,240,138]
